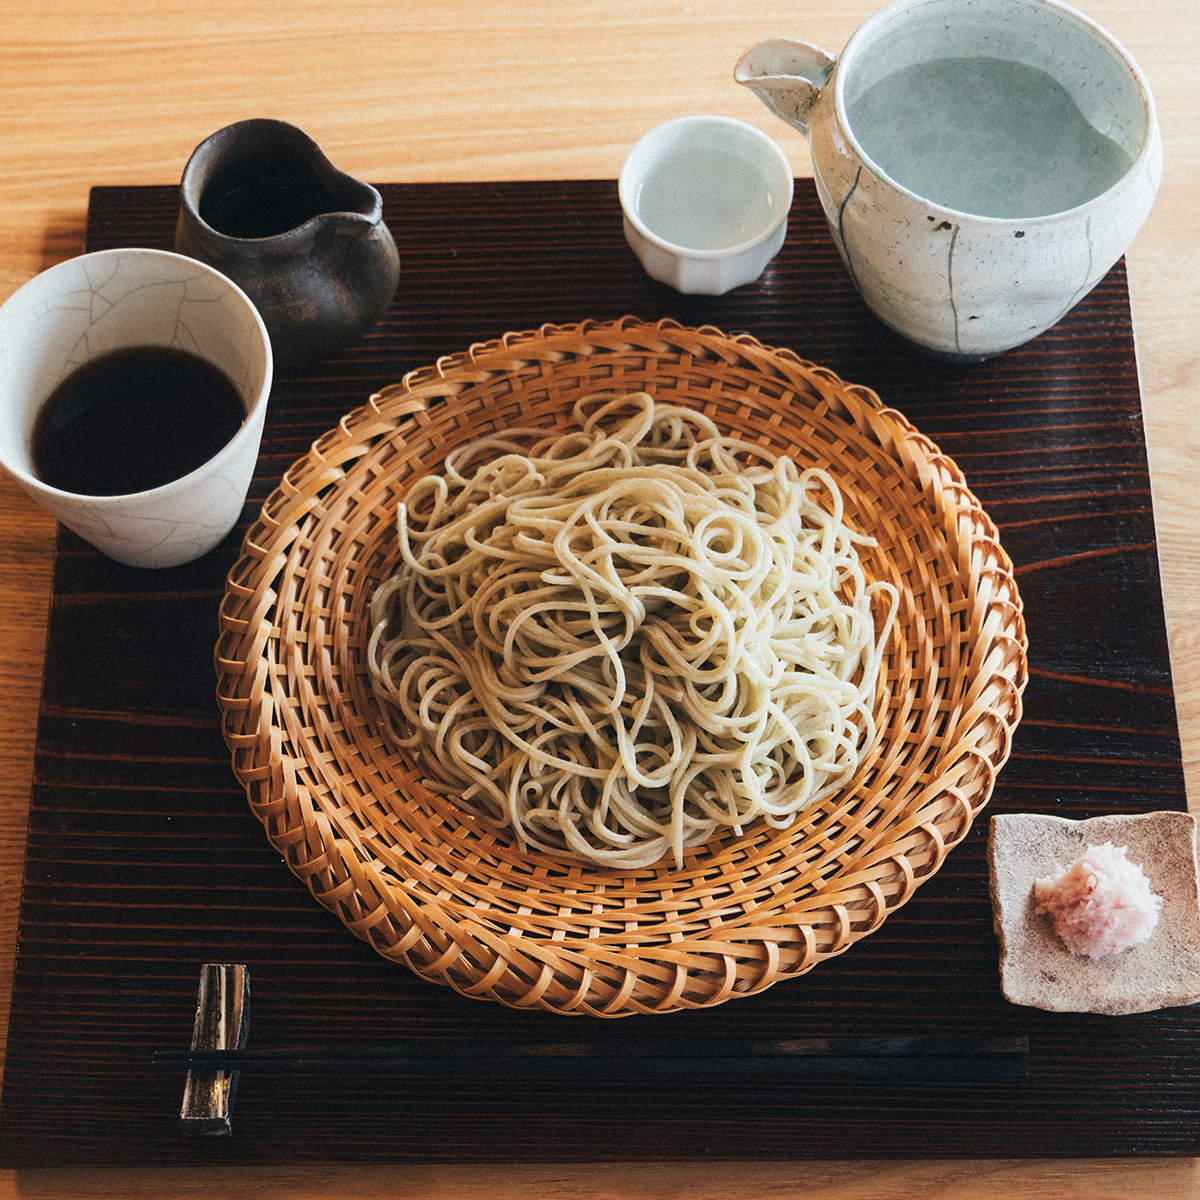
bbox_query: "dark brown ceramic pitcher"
[175,119,400,367]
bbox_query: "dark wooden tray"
[0,181,1192,1167]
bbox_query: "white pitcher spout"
[734,39,836,139]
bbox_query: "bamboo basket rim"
[214,316,1028,1017]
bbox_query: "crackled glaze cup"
[0,248,272,568]
[736,0,1163,358]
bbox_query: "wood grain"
[0,0,1197,1195]
[5,1159,1200,1200]
[0,179,1193,1172]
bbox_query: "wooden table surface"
[1,1,1197,1196]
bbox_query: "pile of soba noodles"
[367,393,897,870]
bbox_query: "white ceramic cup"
[736,0,1163,359]
[0,248,272,568]
[619,115,795,295]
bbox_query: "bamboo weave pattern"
[214,318,1028,1017]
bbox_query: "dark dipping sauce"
[199,156,336,239]
[32,346,246,496]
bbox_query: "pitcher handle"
[734,39,836,139]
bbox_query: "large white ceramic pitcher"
[736,0,1162,359]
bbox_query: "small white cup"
[0,247,272,569]
[619,115,794,295]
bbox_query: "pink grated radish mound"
[1034,842,1163,959]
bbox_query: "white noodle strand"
[367,393,897,869]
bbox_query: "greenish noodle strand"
[367,393,898,869]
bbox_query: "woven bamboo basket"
[215,316,1028,1017]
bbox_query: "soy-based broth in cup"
[0,248,272,569]
[31,345,245,497]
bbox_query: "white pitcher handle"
[735,39,836,139]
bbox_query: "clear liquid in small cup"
[846,57,1134,218]
[635,148,778,250]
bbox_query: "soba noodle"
[367,392,897,869]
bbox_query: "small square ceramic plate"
[988,811,1200,1014]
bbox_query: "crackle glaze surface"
[739,0,1163,358]
[0,248,271,568]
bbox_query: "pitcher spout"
[319,172,386,230]
[734,39,836,139]
[174,118,400,366]
[319,207,383,239]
